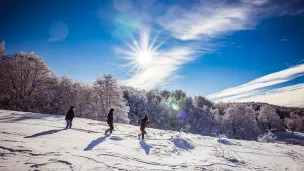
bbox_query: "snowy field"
[0,110,304,171]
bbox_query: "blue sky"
[1,0,304,107]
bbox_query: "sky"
[1,0,304,107]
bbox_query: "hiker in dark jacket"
[105,108,114,134]
[138,115,149,139]
[65,106,75,129]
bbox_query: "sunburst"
[118,29,167,73]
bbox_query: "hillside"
[0,110,304,171]
[236,102,304,117]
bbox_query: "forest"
[1,41,304,141]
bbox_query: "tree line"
[0,41,303,140]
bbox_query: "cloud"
[157,0,304,41]
[244,0,268,6]
[234,84,304,107]
[157,1,264,41]
[119,45,197,90]
[207,64,304,107]
[292,8,304,16]
[265,0,304,16]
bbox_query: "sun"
[138,51,152,66]
[117,29,166,73]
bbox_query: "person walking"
[105,108,114,134]
[138,115,149,139]
[65,106,75,129]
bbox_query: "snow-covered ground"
[0,110,304,171]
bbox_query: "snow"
[172,137,194,150]
[0,109,304,171]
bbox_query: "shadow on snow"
[24,129,65,138]
[84,134,110,151]
[109,136,123,141]
[139,140,152,155]
[172,137,194,150]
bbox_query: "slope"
[0,110,303,171]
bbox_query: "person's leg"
[142,130,146,139]
[105,122,111,134]
[69,120,72,129]
[66,120,69,129]
[109,123,114,134]
[139,129,143,139]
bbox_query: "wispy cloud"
[157,0,304,41]
[298,59,304,64]
[234,84,304,107]
[207,64,304,107]
[157,1,265,41]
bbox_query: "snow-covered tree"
[222,105,260,140]
[170,90,186,101]
[50,76,80,114]
[284,117,296,133]
[287,112,304,132]
[166,96,192,131]
[211,108,222,135]
[122,86,148,125]
[258,105,283,131]
[214,101,228,116]
[0,52,53,111]
[145,90,169,129]
[0,41,6,56]
[75,84,95,118]
[160,90,171,100]
[194,96,213,108]
[191,105,216,135]
[94,74,129,124]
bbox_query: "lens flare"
[178,111,187,121]
[170,100,180,111]
[112,14,137,40]
[48,21,69,42]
